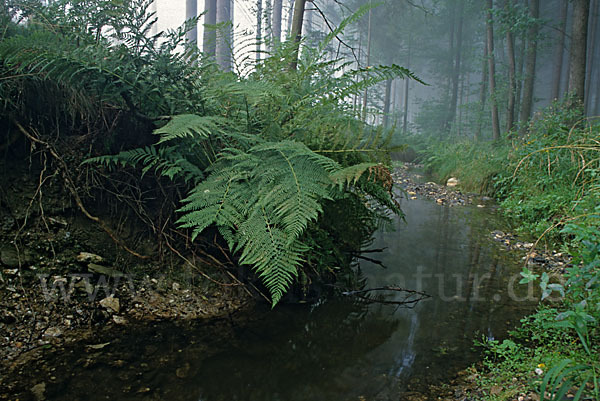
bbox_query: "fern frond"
[154,114,226,144]
[330,162,378,189]
[175,140,346,305]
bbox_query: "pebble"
[99,296,120,313]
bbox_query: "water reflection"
[38,197,535,401]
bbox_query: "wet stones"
[490,230,573,273]
[392,164,478,207]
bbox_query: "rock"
[31,382,46,401]
[1,246,32,267]
[446,177,459,187]
[99,296,120,313]
[43,327,62,338]
[86,343,110,351]
[76,252,104,263]
[112,315,127,325]
[88,263,124,277]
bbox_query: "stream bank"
[0,155,252,399]
[1,162,573,401]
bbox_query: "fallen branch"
[342,285,431,307]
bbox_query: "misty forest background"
[194,0,599,139]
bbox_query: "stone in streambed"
[99,296,120,313]
[446,177,459,187]
[31,382,46,401]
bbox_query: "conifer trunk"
[256,0,262,61]
[186,0,198,44]
[519,0,540,135]
[551,0,568,101]
[568,0,590,107]
[486,0,500,141]
[203,0,217,56]
[289,0,306,70]
[216,0,232,71]
[447,0,464,132]
[272,0,283,45]
[505,0,516,133]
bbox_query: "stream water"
[36,192,537,401]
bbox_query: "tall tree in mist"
[518,0,539,135]
[551,0,569,101]
[186,0,198,44]
[362,3,373,122]
[203,0,217,56]
[584,0,598,111]
[289,0,307,70]
[403,33,412,135]
[216,0,232,71]
[272,0,283,45]
[476,43,488,140]
[256,0,262,61]
[445,0,464,132]
[504,0,516,133]
[486,0,500,141]
[568,0,590,106]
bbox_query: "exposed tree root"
[12,119,149,260]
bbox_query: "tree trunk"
[505,0,516,133]
[446,0,464,133]
[289,0,306,70]
[476,41,488,140]
[256,0,262,61]
[272,0,283,46]
[486,0,501,141]
[403,34,412,135]
[383,78,393,128]
[362,3,372,122]
[519,0,540,135]
[265,0,272,41]
[286,0,294,38]
[216,0,232,71]
[584,0,598,112]
[203,0,217,56]
[568,0,590,107]
[515,35,526,120]
[551,0,568,101]
[186,0,198,44]
[303,1,312,39]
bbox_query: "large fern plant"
[2,0,414,305]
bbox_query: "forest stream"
[1,168,539,401]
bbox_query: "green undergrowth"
[475,219,600,400]
[419,101,600,243]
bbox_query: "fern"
[177,141,343,305]
[6,0,409,306]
